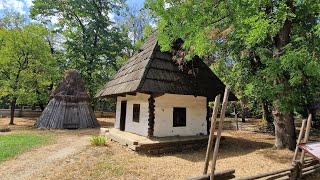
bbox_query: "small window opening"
[133,104,140,122]
[173,107,186,127]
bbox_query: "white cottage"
[96,35,236,138]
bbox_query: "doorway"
[120,101,127,131]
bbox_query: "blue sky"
[0,0,145,19]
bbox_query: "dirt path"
[0,134,91,180]
[1,118,320,179]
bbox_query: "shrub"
[90,135,107,146]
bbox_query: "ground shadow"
[98,120,114,128]
[161,136,274,163]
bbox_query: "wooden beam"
[237,166,294,180]
[127,92,137,96]
[153,93,164,98]
[203,95,221,174]
[298,114,312,178]
[292,119,307,162]
[188,169,235,180]
[210,88,230,180]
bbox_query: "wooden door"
[120,101,127,131]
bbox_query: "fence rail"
[0,109,115,118]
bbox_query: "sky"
[0,0,145,20]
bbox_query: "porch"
[103,128,209,154]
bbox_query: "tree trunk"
[9,98,17,125]
[240,99,246,122]
[262,101,274,134]
[262,101,272,123]
[271,0,296,149]
[39,104,45,111]
[273,104,296,150]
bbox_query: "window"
[132,104,140,122]
[173,107,186,127]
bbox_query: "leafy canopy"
[146,0,320,112]
[30,0,131,99]
[0,14,58,106]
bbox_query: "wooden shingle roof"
[96,35,237,101]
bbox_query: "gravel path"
[0,134,90,180]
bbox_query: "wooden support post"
[148,94,155,138]
[298,113,312,178]
[292,119,307,162]
[210,88,230,180]
[203,95,221,175]
[289,162,301,180]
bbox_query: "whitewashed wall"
[115,93,207,137]
[154,94,207,137]
[115,93,149,136]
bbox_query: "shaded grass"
[0,132,53,162]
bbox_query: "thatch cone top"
[51,69,90,103]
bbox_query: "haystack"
[35,69,100,129]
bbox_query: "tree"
[30,0,131,103]
[115,4,155,56]
[146,0,320,149]
[0,14,57,124]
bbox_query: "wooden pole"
[235,112,238,131]
[210,88,230,180]
[203,95,221,175]
[298,113,312,178]
[292,119,307,162]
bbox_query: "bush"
[90,135,107,146]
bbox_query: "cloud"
[0,0,32,15]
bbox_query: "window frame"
[132,104,140,123]
[173,107,187,127]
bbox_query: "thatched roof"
[35,69,99,129]
[52,69,90,103]
[96,35,237,101]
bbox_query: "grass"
[90,135,107,146]
[0,132,53,162]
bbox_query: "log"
[302,164,320,172]
[210,88,230,180]
[265,171,291,180]
[302,160,319,168]
[301,166,320,176]
[237,166,294,180]
[188,169,235,180]
[203,94,221,174]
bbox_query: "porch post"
[206,97,210,135]
[148,94,155,138]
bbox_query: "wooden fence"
[0,109,115,118]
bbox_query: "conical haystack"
[35,69,100,129]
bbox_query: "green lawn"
[0,132,53,162]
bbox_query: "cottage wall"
[115,93,207,137]
[154,94,207,137]
[115,93,150,136]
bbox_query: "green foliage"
[146,0,320,114]
[0,13,58,108]
[30,0,132,101]
[0,132,53,162]
[90,135,107,146]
